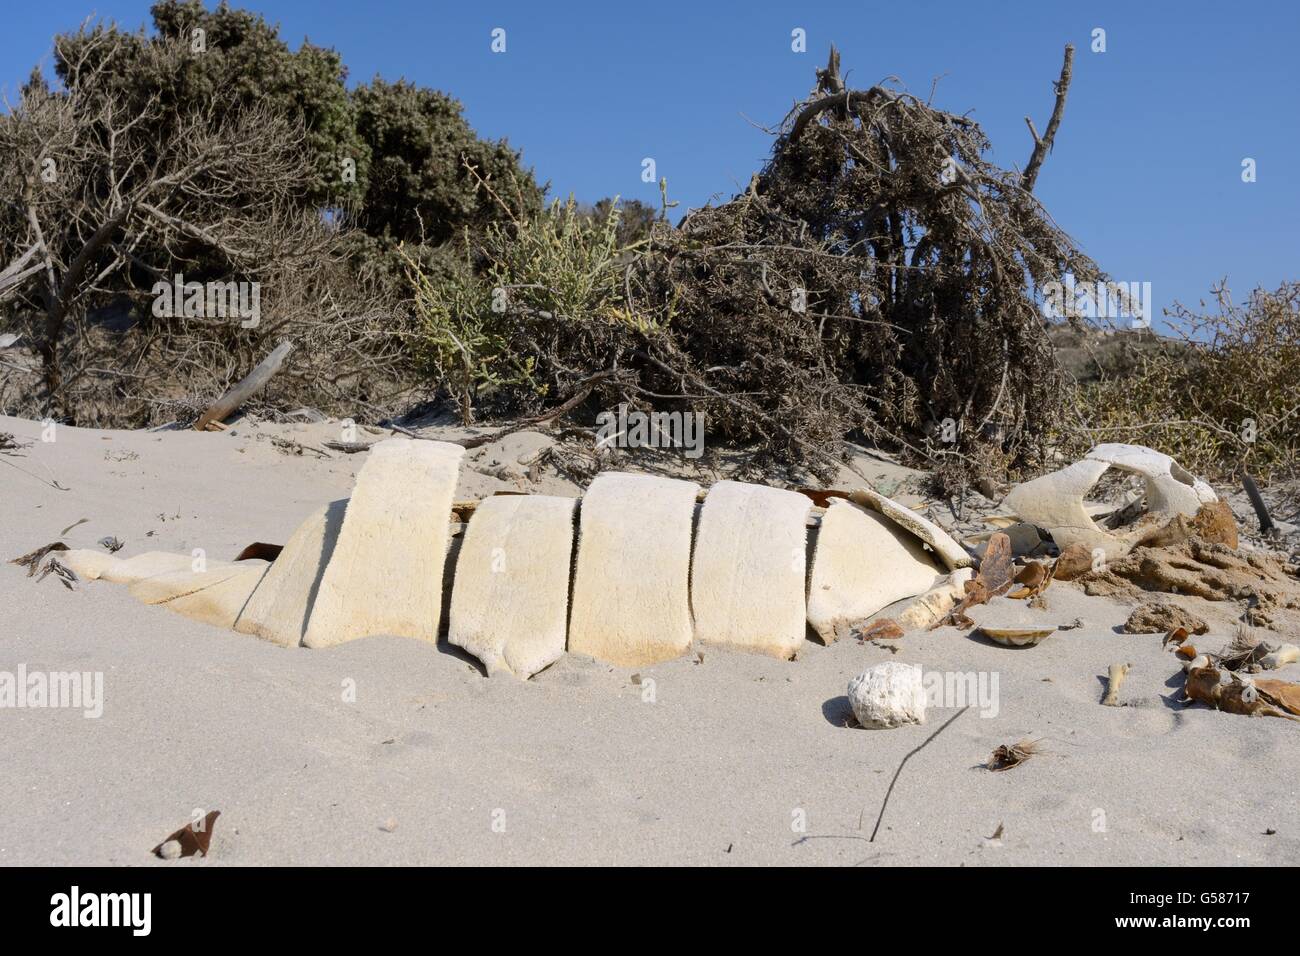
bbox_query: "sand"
[1,413,1297,866]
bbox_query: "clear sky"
[4,0,1297,327]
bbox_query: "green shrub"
[1072,282,1300,481]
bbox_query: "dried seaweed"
[987,737,1044,771]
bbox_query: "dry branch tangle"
[60,438,969,679]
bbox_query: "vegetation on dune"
[1,6,1292,490]
[1072,282,1300,482]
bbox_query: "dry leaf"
[935,532,1013,629]
[59,518,89,536]
[10,541,69,577]
[152,810,221,858]
[234,542,283,562]
[37,557,78,590]
[855,618,905,642]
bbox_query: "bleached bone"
[807,499,944,644]
[234,500,346,647]
[1101,661,1131,706]
[303,437,463,648]
[897,567,975,630]
[1085,443,1217,514]
[1260,643,1300,670]
[61,450,967,674]
[128,561,270,630]
[691,481,812,659]
[568,472,699,667]
[847,488,972,570]
[1004,444,1217,560]
[60,549,237,585]
[448,494,577,678]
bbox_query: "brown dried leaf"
[234,542,283,562]
[855,618,905,642]
[152,810,221,858]
[9,541,69,577]
[935,532,1013,629]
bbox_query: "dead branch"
[194,340,295,431]
[1022,44,1075,192]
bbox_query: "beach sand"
[1,414,1297,866]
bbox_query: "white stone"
[847,661,927,729]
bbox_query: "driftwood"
[194,340,294,431]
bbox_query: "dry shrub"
[1072,281,1300,481]
[407,49,1107,484]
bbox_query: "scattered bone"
[568,472,699,667]
[964,519,1044,558]
[234,501,345,647]
[896,567,973,630]
[1261,644,1300,670]
[846,488,972,570]
[1101,662,1131,706]
[130,561,270,630]
[691,481,812,659]
[978,625,1055,647]
[304,438,463,649]
[847,661,926,729]
[1087,443,1217,513]
[448,494,577,678]
[808,499,943,643]
[1004,444,1216,560]
[1184,664,1300,720]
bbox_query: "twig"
[864,706,969,841]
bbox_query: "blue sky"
[5,1,1297,326]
